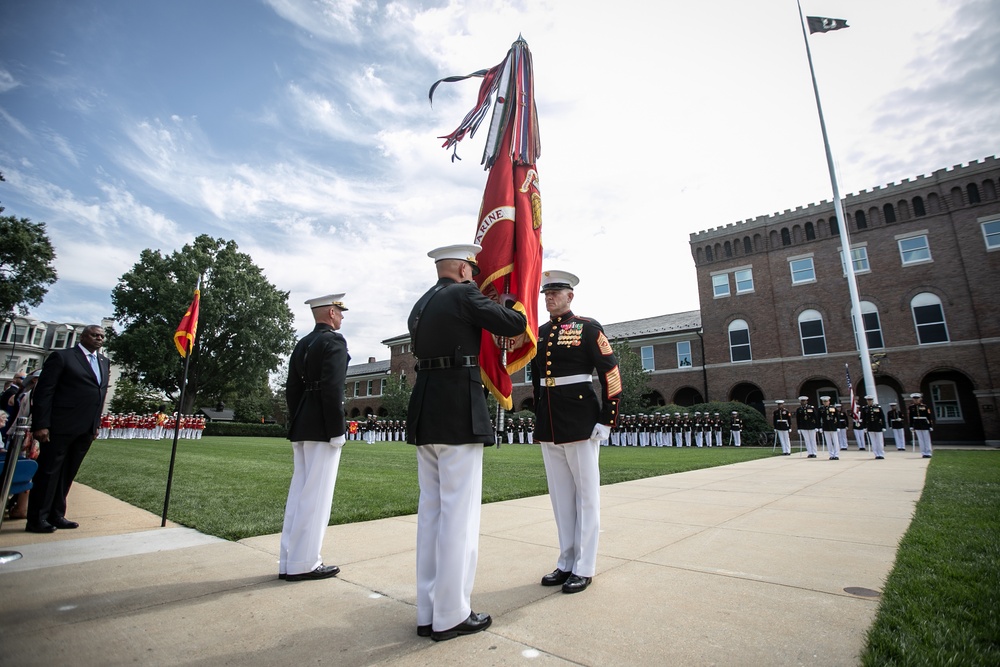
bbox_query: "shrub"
[203,421,288,438]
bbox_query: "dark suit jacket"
[31,346,111,436]
[406,278,526,445]
[286,323,350,442]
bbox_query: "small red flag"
[174,288,200,357]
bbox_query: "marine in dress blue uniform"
[280,294,350,582]
[532,270,622,594]
[407,244,527,641]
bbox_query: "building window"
[781,228,791,246]
[829,219,838,236]
[840,246,870,275]
[54,330,69,348]
[380,378,387,395]
[4,355,21,372]
[367,380,374,395]
[805,222,816,240]
[798,309,827,356]
[728,319,752,363]
[354,381,360,397]
[898,234,931,265]
[712,273,730,298]
[676,341,692,367]
[524,364,532,382]
[31,328,45,346]
[911,293,949,344]
[854,301,885,349]
[734,268,754,294]
[743,237,752,254]
[913,196,926,216]
[855,210,867,229]
[967,183,981,204]
[930,381,963,422]
[883,203,897,223]
[640,345,655,371]
[983,219,1000,250]
[789,256,816,284]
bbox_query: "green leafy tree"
[0,173,58,316]
[378,373,412,420]
[610,338,653,416]
[229,380,277,423]
[108,375,168,414]
[107,235,296,414]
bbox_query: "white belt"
[544,374,592,387]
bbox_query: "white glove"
[330,434,346,446]
[590,423,611,441]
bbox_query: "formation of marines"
[346,417,407,442]
[603,411,742,447]
[96,412,205,440]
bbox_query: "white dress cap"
[910,392,922,398]
[305,293,348,311]
[540,270,580,292]
[428,244,482,275]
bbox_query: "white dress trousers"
[892,428,906,449]
[823,431,839,457]
[801,430,818,456]
[416,443,484,632]
[776,430,791,454]
[279,438,345,576]
[540,438,600,578]
[868,431,885,457]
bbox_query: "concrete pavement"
[0,448,929,666]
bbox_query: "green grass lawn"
[861,451,1000,666]
[76,437,776,541]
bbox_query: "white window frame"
[524,364,532,383]
[911,292,949,344]
[353,381,360,397]
[788,254,816,285]
[367,380,374,395]
[640,345,655,372]
[734,268,754,294]
[798,309,827,356]
[711,272,730,298]
[897,231,932,265]
[853,301,885,350]
[54,330,69,348]
[930,380,963,423]
[839,244,870,275]
[676,341,692,368]
[982,217,1000,251]
[379,378,386,395]
[728,319,752,363]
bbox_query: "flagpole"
[161,276,201,527]
[796,1,876,397]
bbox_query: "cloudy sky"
[1,0,998,362]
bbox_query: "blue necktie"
[89,353,101,383]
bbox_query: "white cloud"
[0,67,19,93]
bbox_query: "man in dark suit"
[279,293,350,582]
[26,325,110,533]
[406,243,526,642]
[532,270,621,595]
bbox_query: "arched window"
[930,380,963,422]
[911,293,949,344]
[728,319,752,362]
[724,241,733,258]
[927,193,941,214]
[805,222,816,239]
[912,196,926,217]
[983,179,997,201]
[854,211,867,229]
[704,246,713,262]
[897,199,911,220]
[743,237,752,255]
[868,206,880,224]
[781,228,791,246]
[829,218,838,236]
[769,230,779,248]
[798,309,827,356]
[854,301,884,349]
[793,225,803,244]
[754,234,763,252]
[883,203,897,223]
[950,186,964,208]
[967,183,981,204]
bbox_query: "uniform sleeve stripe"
[605,366,622,397]
[597,332,613,356]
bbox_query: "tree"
[378,373,412,420]
[610,338,653,416]
[107,235,296,414]
[108,375,168,414]
[0,173,59,316]
[229,381,278,423]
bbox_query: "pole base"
[0,550,24,565]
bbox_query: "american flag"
[846,364,861,423]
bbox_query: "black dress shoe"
[285,564,340,581]
[431,612,492,642]
[278,573,287,580]
[807,454,817,458]
[562,574,592,594]
[540,568,572,586]
[875,456,885,459]
[50,518,79,529]
[25,520,57,533]
[417,625,432,637]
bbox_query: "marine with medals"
[532,270,621,595]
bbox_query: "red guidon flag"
[430,37,542,409]
[173,285,201,357]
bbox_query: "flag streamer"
[173,287,201,357]
[430,37,543,410]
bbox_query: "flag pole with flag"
[429,36,544,421]
[162,276,201,526]
[796,2,877,398]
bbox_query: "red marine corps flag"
[430,36,543,409]
[173,279,201,357]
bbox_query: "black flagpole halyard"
[161,350,193,526]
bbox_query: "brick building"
[365,157,999,444]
